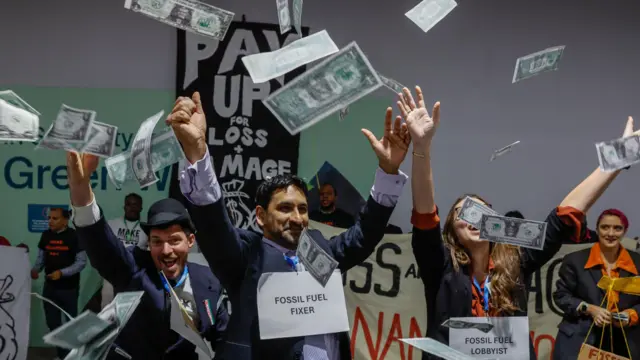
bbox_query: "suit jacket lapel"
[187,264,216,331]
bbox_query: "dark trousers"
[42,282,79,358]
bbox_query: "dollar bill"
[242,30,338,84]
[131,110,164,188]
[80,121,118,158]
[377,73,405,94]
[43,310,113,350]
[490,140,520,162]
[457,196,499,230]
[276,0,291,34]
[0,90,40,142]
[48,104,96,144]
[293,0,303,36]
[105,128,185,189]
[596,134,640,172]
[113,291,144,325]
[296,228,338,287]
[400,338,475,360]
[263,42,382,135]
[338,106,349,122]
[441,319,494,333]
[612,312,630,322]
[405,0,457,33]
[512,46,565,83]
[479,214,547,250]
[124,0,234,41]
[36,125,84,152]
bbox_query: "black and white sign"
[170,19,309,231]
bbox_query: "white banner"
[0,246,31,360]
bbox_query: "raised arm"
[167,92,250,289]
[66,152,138,287]
[329,106,410,271]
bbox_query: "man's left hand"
[362,107,410,174]
[46,270,62,281]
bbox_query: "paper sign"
[257,270,349,339]
[578,344,630,360]
[447,316,529,359]
[162,273,212,357]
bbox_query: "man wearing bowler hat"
[64,151,228,360]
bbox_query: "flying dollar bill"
[512,46,565,83]
[43,311,113,350]
[36,124,84,152]
[377,73,405,94]
[490,140,520,162]
[296,228,338,287]
[0,90,40,142]
[400,338,475,360]
[80,121,118,158]
[293,0,303,36]
[124,0,234,41]
[263,41,382,135]
[596,134,640,172]
[48,104,96,144]
[457,196,499,230]
[441,319,494,333]
[338,106,349,122]
[105,128,185,189]
[479,214,547,250]
[131,110,164,188]
[276,0,291,34]
[405,0,457,34]
[242,30,338,83]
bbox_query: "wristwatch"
[579,302,589,313]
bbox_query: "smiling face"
[148,224,194,279]
[442,195,492,255]
[597,215,626,251]
[256,185,309,248]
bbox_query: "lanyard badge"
[160,265,189,293]
[472,276,491,313]
[284,254,300,272]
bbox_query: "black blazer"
[553,245,640,359]
[412,208,584,360]
[189,194,395,360]
[75,215,228,360]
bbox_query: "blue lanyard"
[160,265,189,293]
[472,276,491,313]
[284,254,299,271]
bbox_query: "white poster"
[0,246,31,360]
[447,317,530,359]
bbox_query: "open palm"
[397,86,440,150]
[362,107,410,174]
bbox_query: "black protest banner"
[170,20,309,232]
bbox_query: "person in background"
[101,193,148,309]
[31,207,86,360]
[505,210,525,219]
[554,208,640,359]
[406,85,627,359]
[309,183,356,228]
[65,151,228,360]
[0,236,10,246]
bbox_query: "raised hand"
[166,92,207,164]
[66,152,99,207]
[623,116,640,137]
[397,86,440,152]
[362,107,411,174]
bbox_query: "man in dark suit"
[166,92,410,359]
[64,151,228,360]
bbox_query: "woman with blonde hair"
[399,85,637,359]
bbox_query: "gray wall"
[2,0,640,235]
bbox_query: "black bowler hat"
[140,198,196,235]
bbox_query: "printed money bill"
[490,140,520,162]
[0,90,40,142]
[43,311,112,350]
[596,134,640,172]
[512,46,565,83]
[293,0,303,36]
[400,337,476,360]
[338,106,349,122]
[242,30,338,84]
[612,312,630,322]
[377,73,405,94]
[105,128,185,189]
[36,125,84,152]
[405,0,457,33]
[457,196,499,230]
[263,41,382,135]
[48,104,96,144]
[80,121,118,158]
[479,214,547,250]
[131,110,164,188]
[441,319,494,333]
[276,0,291,34]
[124,0,234,41]
[297,228,338,287]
